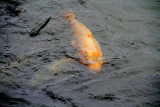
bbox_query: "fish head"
[88,62,102,71]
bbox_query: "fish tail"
[64,10,75,21]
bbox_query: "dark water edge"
[0,0,160,107]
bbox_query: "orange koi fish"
[65,11,104,72]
